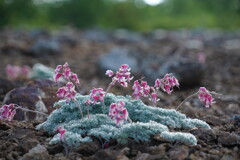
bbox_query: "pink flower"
[54,73,63,83]
[86,88,106,105]
[54,62,80,84]
[198,52,206,64]
[105,70,114,77]
[21,65,31,76]
[5,64,31,80]
[151,92,159,106]
[56,82,77,103]
[71,73,80,84]
[109,101,128,126]
[56,126,66,141]
[198,87,215,108]
[0,104,16,121]
[109,64,133,88]
[132,80,150,99]
[155,73,179,94]
[55,65,62,74]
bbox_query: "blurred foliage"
[0,0,240,30]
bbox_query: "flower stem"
[128,117,132,123]
[103,80,115,109]
[14,106,48,116]
[74,100,84,118]
[176,92,198,111]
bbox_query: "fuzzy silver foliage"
[28,63,55,79]
[50,131,92,147]
[161,131,197,145]
[37,93,210,146]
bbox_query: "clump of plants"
[1,62,219,152]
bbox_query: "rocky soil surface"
[0,28,239,160]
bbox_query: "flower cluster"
[132,80,160,106]
[155,73,179,95]
[132,80,151,99]
[85,88,106,105]
[198,87,215,108]
[132,74,179,106]
[5,64,31,80]
[106,64,133,88]
[54,62,79,84]
[109,101,128,126]
[0,104,16,121]
[56,126,66,141]
[56,82,77,103]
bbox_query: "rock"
[28,39,60,56]
[140,54,166,84]
[218,132,240,147]
[136,152,150,160]
[184,39,204,50]
[20,144,51,160]
[168,146,189,160]
[90,149,128,160]
[28,63,55,79]
[29,29,49,39]
[76,141,99,156]
[191,128,217,144]
[47,144,64,155]
[228,115,240,126]
[98,48,204,87]
[112,29,143,43]
[220,155,234,160]
[148,143,170,155]
[0,77,15,100]
[19,138,39,153]
[0,121,11,130]
[3,79,59,121]
[83,29,109,42]
[157,55,204,87]
[151,29,168,40]
[203,115,226,126]
[98,48,141,76]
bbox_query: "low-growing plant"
[1,62,219,152]
[36,63,219,149]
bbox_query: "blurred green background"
[0,0,239,31]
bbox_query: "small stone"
[76,141,99,156]
[47,143,64,155]
[3,79,59,121]
[116,154,129,160]
[112,29,143,43]
[136,152,150,160]
[208,149,221,155]
[218,132,240,147]
[91,149,125,160]
[98,48,141,77]
[19,138,39,153]
[121,147,130,155]
[191,128,217,143]
[0,77,15,100]
[148,144,168,155]
[203,115,226,126]
[83,29,109,42]
[20,144,51,160]
[220,155,234,160]
[0,121,11,130]
[168,146,189,160]
[157,56,204,87]
[29,39,60,57]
